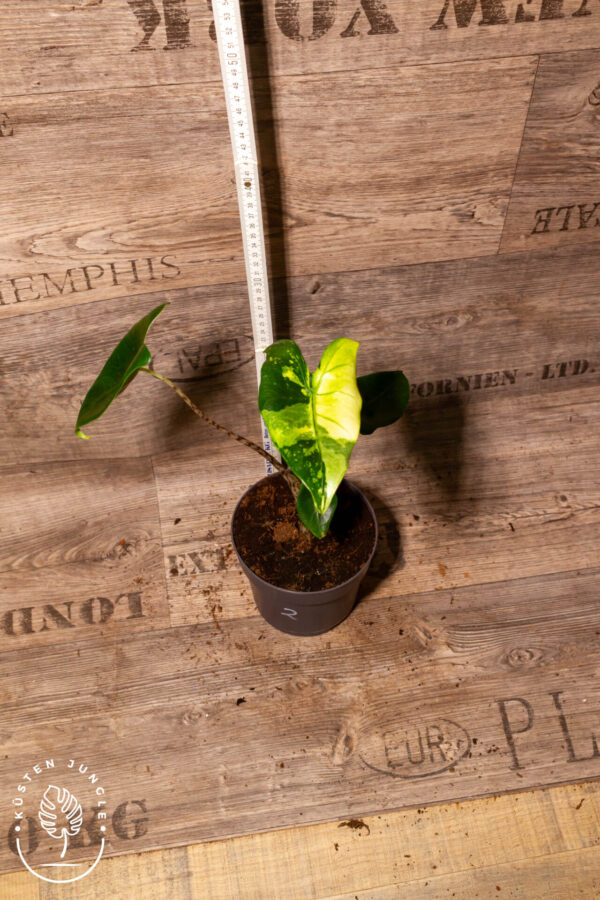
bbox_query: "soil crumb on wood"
[232,475,375,591]
[338,818,371,835]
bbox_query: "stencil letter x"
[128,0,191,50]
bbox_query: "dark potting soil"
[232,475,376,592]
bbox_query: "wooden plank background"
[5,781,600,898]
[1,0,600,885]
[1,0,599,95]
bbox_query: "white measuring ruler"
[212,0,279,474]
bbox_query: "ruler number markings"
[213,0,279,471]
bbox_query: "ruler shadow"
[242,0,292,340]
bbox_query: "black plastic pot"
[231,476,378,636]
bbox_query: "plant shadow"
[241,0,292,339]
[352,394,467,606]
[355,487,404,605]
[402,393,467,501]
[161,373,256,458]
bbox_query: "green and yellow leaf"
[259,338,361,515]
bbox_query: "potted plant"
[75,303,409,635]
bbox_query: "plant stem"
[140,367,302,501]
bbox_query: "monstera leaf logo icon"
[38,785,83,859]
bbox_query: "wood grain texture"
[6,781,593,898]
[340,853,599,899]
[184,782,600,899]
[257,55,536,276]
[0,0,598,96]
[502,48,600,253]
[0,870,39,900]
[3,241,598,469]
[38,848,191,900]
[0,458,169,650]
[0,83,237,319]
[2,563,600,875]
[0,55,536,319]
[333,853,599,899]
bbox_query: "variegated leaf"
[259,338,361,515]
[296,485,338,539]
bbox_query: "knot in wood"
[505,647,542,669]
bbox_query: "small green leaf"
[259,338,361,514]
[358,370,409,435]
[75,303,168,438]
[296,485,338,539]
